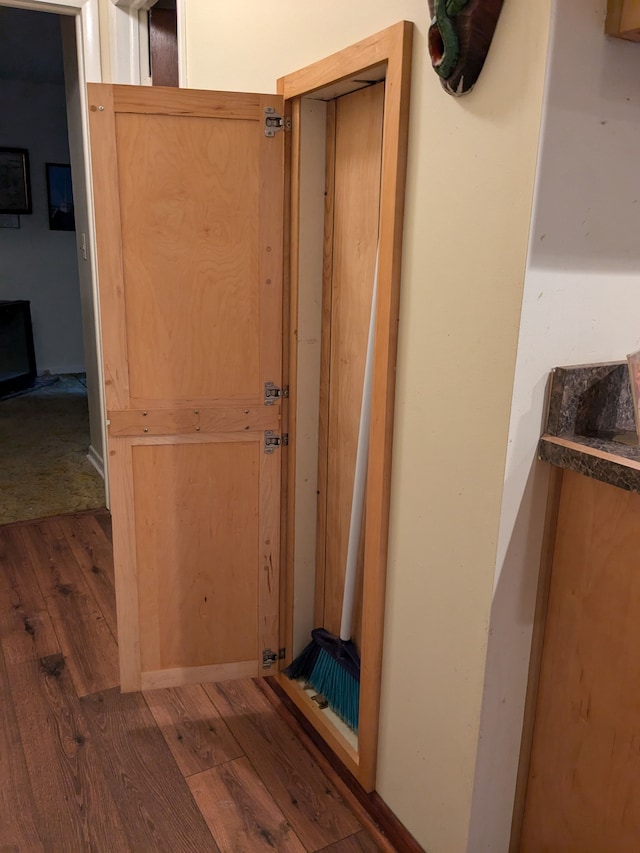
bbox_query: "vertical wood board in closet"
[316,82,384,651]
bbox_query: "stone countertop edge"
[539,434,640,494]
[539,361,640,494]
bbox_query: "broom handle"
[339,250,378,642]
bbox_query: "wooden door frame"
[277,20,413,792]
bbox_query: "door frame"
[107,0,187,87]
[277,21,413,792]
[0,0,101,83]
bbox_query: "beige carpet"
[0,375,105,525]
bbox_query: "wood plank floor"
[0,511,384,852]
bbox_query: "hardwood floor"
[0,511,383,852]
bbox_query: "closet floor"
[0,510,384,852]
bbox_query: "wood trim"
[258,93,285,391]
[140,660,259,691]
[259,432,281,678]
[87,83,130,412]
[359,19,413,789]
[108,437,141,690]
[128,394,261,409]
[112,84,263,117]
[509,467,563,851]
[282,97,301,668]
[540,434,640,472]
[258,91,285,676]
[278,20,413,792]
[262,677,424,853]
[277,22,411,100]
[107,407,279,437]
[127,433,261,446]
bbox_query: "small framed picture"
[0,147,31,214]
[46,163,75,231]
[627,349,640,439]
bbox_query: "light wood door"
[88,84,284,692]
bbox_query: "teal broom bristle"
[309,648,359,732]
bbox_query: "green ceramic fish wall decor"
[427,0,505,96]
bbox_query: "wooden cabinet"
[519,469,640,850]
[278,24,412,791]
[89,24,412,794]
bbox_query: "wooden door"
[88,84,284,692]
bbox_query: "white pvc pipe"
[339,250,378,642]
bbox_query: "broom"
[284,251,379,732]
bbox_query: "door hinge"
[264,381,289,405]
[264,431,288,453]
[264,106,292,137]
[262,647,286,669]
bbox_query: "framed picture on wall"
[0,147,31,214]
[46,163,75,231]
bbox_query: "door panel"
[116,113,261,403]
[88,84,284,691]
[134,441,259,671]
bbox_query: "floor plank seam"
[2,512,380,853]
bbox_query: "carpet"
[0,373,60,401]
[0,375,105,525]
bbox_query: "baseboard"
[87,445,104,479]
[260,677,424,853]
[39,365,86,376]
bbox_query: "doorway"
[0,6,105,524]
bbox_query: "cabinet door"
[88,84,284,691]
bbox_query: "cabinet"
[89,23,412,794]
[519,468,640,850]
[279,23,412,791]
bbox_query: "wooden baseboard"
[259,676,424,853]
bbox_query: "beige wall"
[183,3,552,850]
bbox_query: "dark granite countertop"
[539,362,640,493]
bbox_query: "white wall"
[469,2,640,848]
[0,78,84,375]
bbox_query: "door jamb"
[110,0,188,87]
[277,20,413,793]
